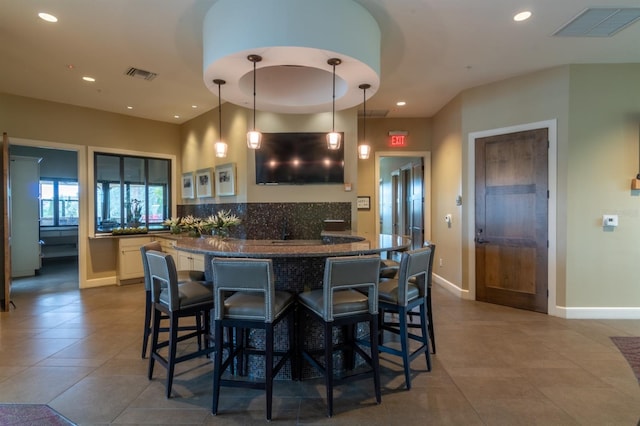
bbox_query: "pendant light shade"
[246,54,262,149]
[358,83,371,160]
[213,79,228,158]
[326,58,342,150]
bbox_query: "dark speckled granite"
[177,202,350,240]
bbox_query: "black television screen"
[255,132,344,185]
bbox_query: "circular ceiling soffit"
[203,0,381,114]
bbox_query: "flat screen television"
[255,132,344,185]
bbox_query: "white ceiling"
[1,0,639,124]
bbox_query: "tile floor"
[1,258,640,425]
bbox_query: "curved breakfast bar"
[173,233,411,380]
[173,232,411,293]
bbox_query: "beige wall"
[430,64,640,314]
[565,64,640,308]
[4,62,640,316]
[0,93,181,288]
[180,102,359,216]
[431,95,464,290]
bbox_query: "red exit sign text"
[389,134,407,147]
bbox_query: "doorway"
[7,138,84,299]
[467,120,558,315]
[376,151,431,249]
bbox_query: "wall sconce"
[246,54,262,149]
[358,83,371,160]
[326,58,342,150]
[213,79,228,158]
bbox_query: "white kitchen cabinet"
[117,236,152,285]
[10,156,41,277]
[177,251,205,272]
[155,236,178,260]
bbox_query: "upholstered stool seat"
[377,279,419,304]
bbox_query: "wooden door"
[391,171,401,235]
[1,133,11,311]
[475,128,548,313]
[409,161,424,249]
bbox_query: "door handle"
[475,229,489,244]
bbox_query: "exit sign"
[388,131,408,147]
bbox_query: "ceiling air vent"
[553,7,640,37]
[359,109,389,118]
[124,67,158,81]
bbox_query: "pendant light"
[358,83,372,160]
[326,58,342,150]
[246,54,262,149]
[213,79,228,158]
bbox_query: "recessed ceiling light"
[174,115,180,119]
[514,11,532,22]
[191,105,198,109]
[126,106,133,110]
[38,12,58,23]
[396,101,406,106]
[82,76,96,82]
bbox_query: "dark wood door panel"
[475,128,548,313]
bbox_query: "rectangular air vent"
[358,109,389,118]
[125,67,158,81]
[553,7,640,37]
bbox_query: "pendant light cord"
[217,82,222,138]
[252,60,257,130]
[331,62,336,132]
[362,86,367,142]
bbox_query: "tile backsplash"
[177,202,351,240]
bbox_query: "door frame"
[466,119,558,316]
[375,151,431,242]
[9,137,86,289]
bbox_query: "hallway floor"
[1,260,639,425]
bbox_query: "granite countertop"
[173,233,410,258]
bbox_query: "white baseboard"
[432,275,640,319]
[556,306,640,319]
[81,276,117,289]
[433,274,471,299]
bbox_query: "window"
[94,153,171,233]
[40,179,79,226]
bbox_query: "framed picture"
[357,196,370,210]
[195,168,213,198]
[181,172,194,199]
[215,163,236,196]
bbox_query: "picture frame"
[195,168,213,198]
[357,196,370,210]
[181,172,194,199]
[215,163,236,196]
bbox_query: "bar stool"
[140,241,206,359]
[379,242,437,354]
[210,257,296,421]
[145,250,214,398]
[297,255,382,417]
[377,246,433,389]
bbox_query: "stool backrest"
[424,242,436,289]
[397,246,432,306]
[140,241,163,291]
[323,255,380,321]
[211,258,276,322]
[145,250,180,310]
